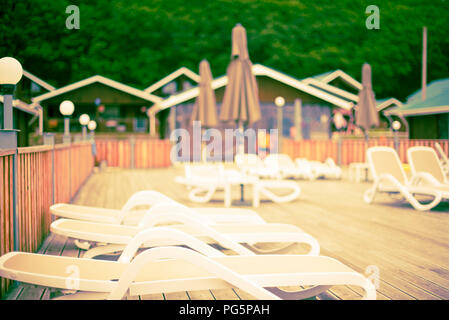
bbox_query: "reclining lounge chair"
[0,228,376,300]
[364,146,449,211]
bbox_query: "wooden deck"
[5,165,449,300]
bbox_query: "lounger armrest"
[120,191,175,215]
[118,227,225,263]
[140,202,216,226]
[372,173,442,211]
[409,172,442,187]
[376,173,405,189]
[140,211,255,255]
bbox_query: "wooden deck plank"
[140,293,165,300]
[164,292,190,300]
[187,290,216,300]
[209,289,240,300]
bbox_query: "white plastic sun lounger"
[295,158,342,179]
[364,146,449,211]
[235,153,280,179]
[175,171,300,207]
[50,190,265,225]
[434,142,449,175]
[407,146,449,186]
[0,229,376,300]
[265,154,315,180]
[50,203,320,259]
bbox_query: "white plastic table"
[348,162,371,183]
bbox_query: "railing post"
[43,133,56,207]
[0,129,19,251]
[68,141,72,202]
[337,136,342,166]
[129,136,135,169]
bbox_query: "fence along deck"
[0,142,94,297]
[283,138,449,165]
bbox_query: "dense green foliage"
[1,0,448,100]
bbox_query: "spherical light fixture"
[392,120,401,131]
[79,114,90,126]
[59,100,75,116]
[0,57,23,86]
[274,96,285,108]
[320,114,329,124]
[87,120,97,131]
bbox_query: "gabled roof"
[385,78,449,116]
[304,69,363,91]
[23,70,56,92]
[155,64,354,112]
[32,75,162,104]
[0,96,40,116]
[376,98,403,112]
[144,67,200,94]
[302,77,359,102]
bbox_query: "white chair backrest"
[325,158,337,167]
[366,147,407,184]
[185,163,225,179]
[407,146,446,184]
[435,142,449,164]
[235,153,262,167]
[264,154,295,168]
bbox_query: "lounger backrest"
[407,147,446,184]
[185,163,225,179]
[366,147,407,184]
[325,158,337,168]
[264,154,295,169]
[235,153,262,167]
[435,142,449,164]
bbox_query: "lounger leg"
[188,186,217,204]
[265,285,332,300]
[257,183,301,204]
[224,183,232,207]
[74,240,91,250]
[82,244,127,259]
[108,246,280,300]
[253,184,260,208]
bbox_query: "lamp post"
[147,108,156,137]
[392,120,401,152]
[0,57,23,130]
[275,96,285,153]
[79,114,90,140]
[320,113,330,139]
[87,120,97,139]
[59,100,75,144]
[0,57,23,253]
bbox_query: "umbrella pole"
[364,129,369,158]
[238,120,245,202]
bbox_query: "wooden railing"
[283,138,449,165]
[95,138,172,168]
[0,142,94,297]
[92,136,449,167]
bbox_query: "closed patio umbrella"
[355,63,379,137]
[191,59,218,128]
[220,23,261,129]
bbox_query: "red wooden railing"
[95,138,172,168]
[0,142,94,297]
[283,138,449,165]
